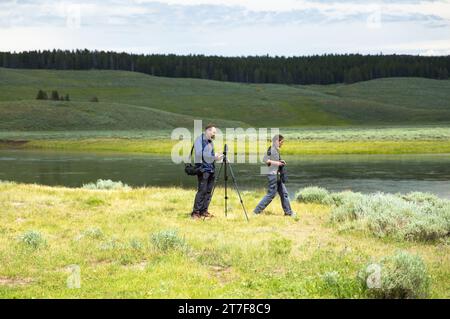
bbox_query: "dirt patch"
[90,260,113,267]
[0,277,33,287]
[209,265,235,284]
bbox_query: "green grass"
[2,137,450,155]
[1,68,450,129]
[0,100,244,131]
[0,181,448,298]
[1,126,450,141]
[308,77,450,111]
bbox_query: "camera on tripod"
[211,143,249,221]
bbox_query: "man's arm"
[263,150,284,167]
[266,159,285,166]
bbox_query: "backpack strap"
[266,146,272,166]
[189,134,206,163]
[188,143,194,161]
[268,145,281,160]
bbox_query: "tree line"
[36,90,70,101]
[36,89,99,102]
[1,50,449,84]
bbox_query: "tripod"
[211,144,249,221]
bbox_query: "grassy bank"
[1,127,449,155]
[2,138,450,155]
[0,181,448,298]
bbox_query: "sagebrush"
[358,251,431,299]
[297,187,450,241]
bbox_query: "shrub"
[51,90,60,101]
[150,230,187,253]
[99,237,121,251]
[328,190,450,241]
[329,191,366,222]
[401,212,449,241]
[399,192,440,205]
[90,96,99,102]
[322,271,340,287]
[296,186,332,204]
[358,251,430,299]
[36,89,48,100]
[82,179,129,190]
[18,230,47,249]
[330,191,365,207]
[81,227,104,239]
[129,238,144,250]
[361,193,419,238]
[321,271,342,297]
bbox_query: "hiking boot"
[285,212,297,218]
[201,211,214,218]
[191,211,202,219]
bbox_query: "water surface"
[1,150,449,198]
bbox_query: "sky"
[0,0,449,56]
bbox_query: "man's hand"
[267,159,285,166]
[215,153,224,160]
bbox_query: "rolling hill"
[0,67,449,130]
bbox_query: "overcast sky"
[1,0,449,56]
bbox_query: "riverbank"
[0,181,448,298]
[2,138,450,155]
[2,127,450,155]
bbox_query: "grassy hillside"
[1,68,450,130]
[0,100,244,131]
[0,182,448,298]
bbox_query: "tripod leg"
[211,160,223,198]
[224,159,228,217]
[227,162,249,222]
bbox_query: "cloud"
[0,0,449,56]
[1,0,449,28]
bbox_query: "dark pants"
[254,174,293,215]
[193,172,215,213]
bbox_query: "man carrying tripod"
[253,134,296,217]
[191,124,223,219]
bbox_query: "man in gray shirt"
[254,134,296,217]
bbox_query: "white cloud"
[143,0,450,20]
[0,0,449,56]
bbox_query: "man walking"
[254,134,296,217]
[191,124,223,219]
